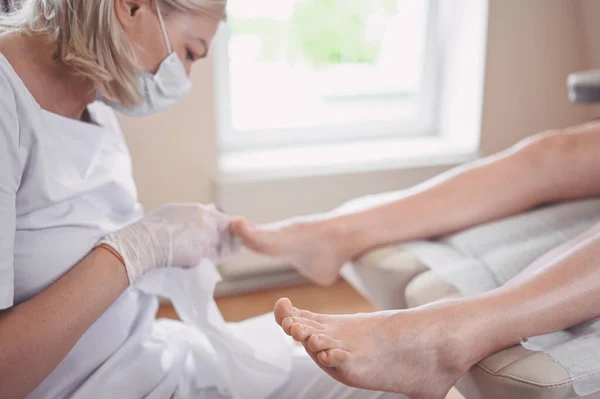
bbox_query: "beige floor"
[157,280,465,399]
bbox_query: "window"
[216,0,439,150]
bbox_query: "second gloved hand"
[98,203,241,284]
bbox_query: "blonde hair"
[0,0,226,106]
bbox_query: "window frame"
[215,0,441,151]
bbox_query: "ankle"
[439,296,527,373]
[326,214,374,261]
[424,300,489,375]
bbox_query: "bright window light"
[217,0,437,149]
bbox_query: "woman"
[235,122,600,398]
[0,1,403,398]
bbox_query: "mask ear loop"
[155,2,173,54]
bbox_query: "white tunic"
[0,52,403,399]
[0,52,170,397]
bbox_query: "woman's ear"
[114,0,151,32]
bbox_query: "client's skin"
[233,123,600,398]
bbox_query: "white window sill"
[218,136,480,183]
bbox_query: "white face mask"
[103,3,193,117]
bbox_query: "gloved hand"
[98,203,241,284]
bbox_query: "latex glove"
[98,203,241,284]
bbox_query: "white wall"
[121,0,599,213]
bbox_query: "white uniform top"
[0,52,403,399]
[0,52,167,398]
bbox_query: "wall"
[121,0,598,213]
[480,0,593,155]
[578,0,600,118]
[118,57,219,212]
[579,0,600,69]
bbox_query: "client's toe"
[318,348,349,368]
[291,323,320,342]
[307,334,343,352]
[274,298,293,326]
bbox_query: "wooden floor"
[157,280,465,399]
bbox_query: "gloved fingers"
[99,203,246,284]
[219,231,243,259]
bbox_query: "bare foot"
[273,298,472,399]
[232,216,352,286]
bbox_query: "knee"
[512,129,575,170]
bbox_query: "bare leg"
[275,222,600,398]
[233,124,600,285]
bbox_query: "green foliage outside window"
[229,0,398,68]
[292,0,396,67]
